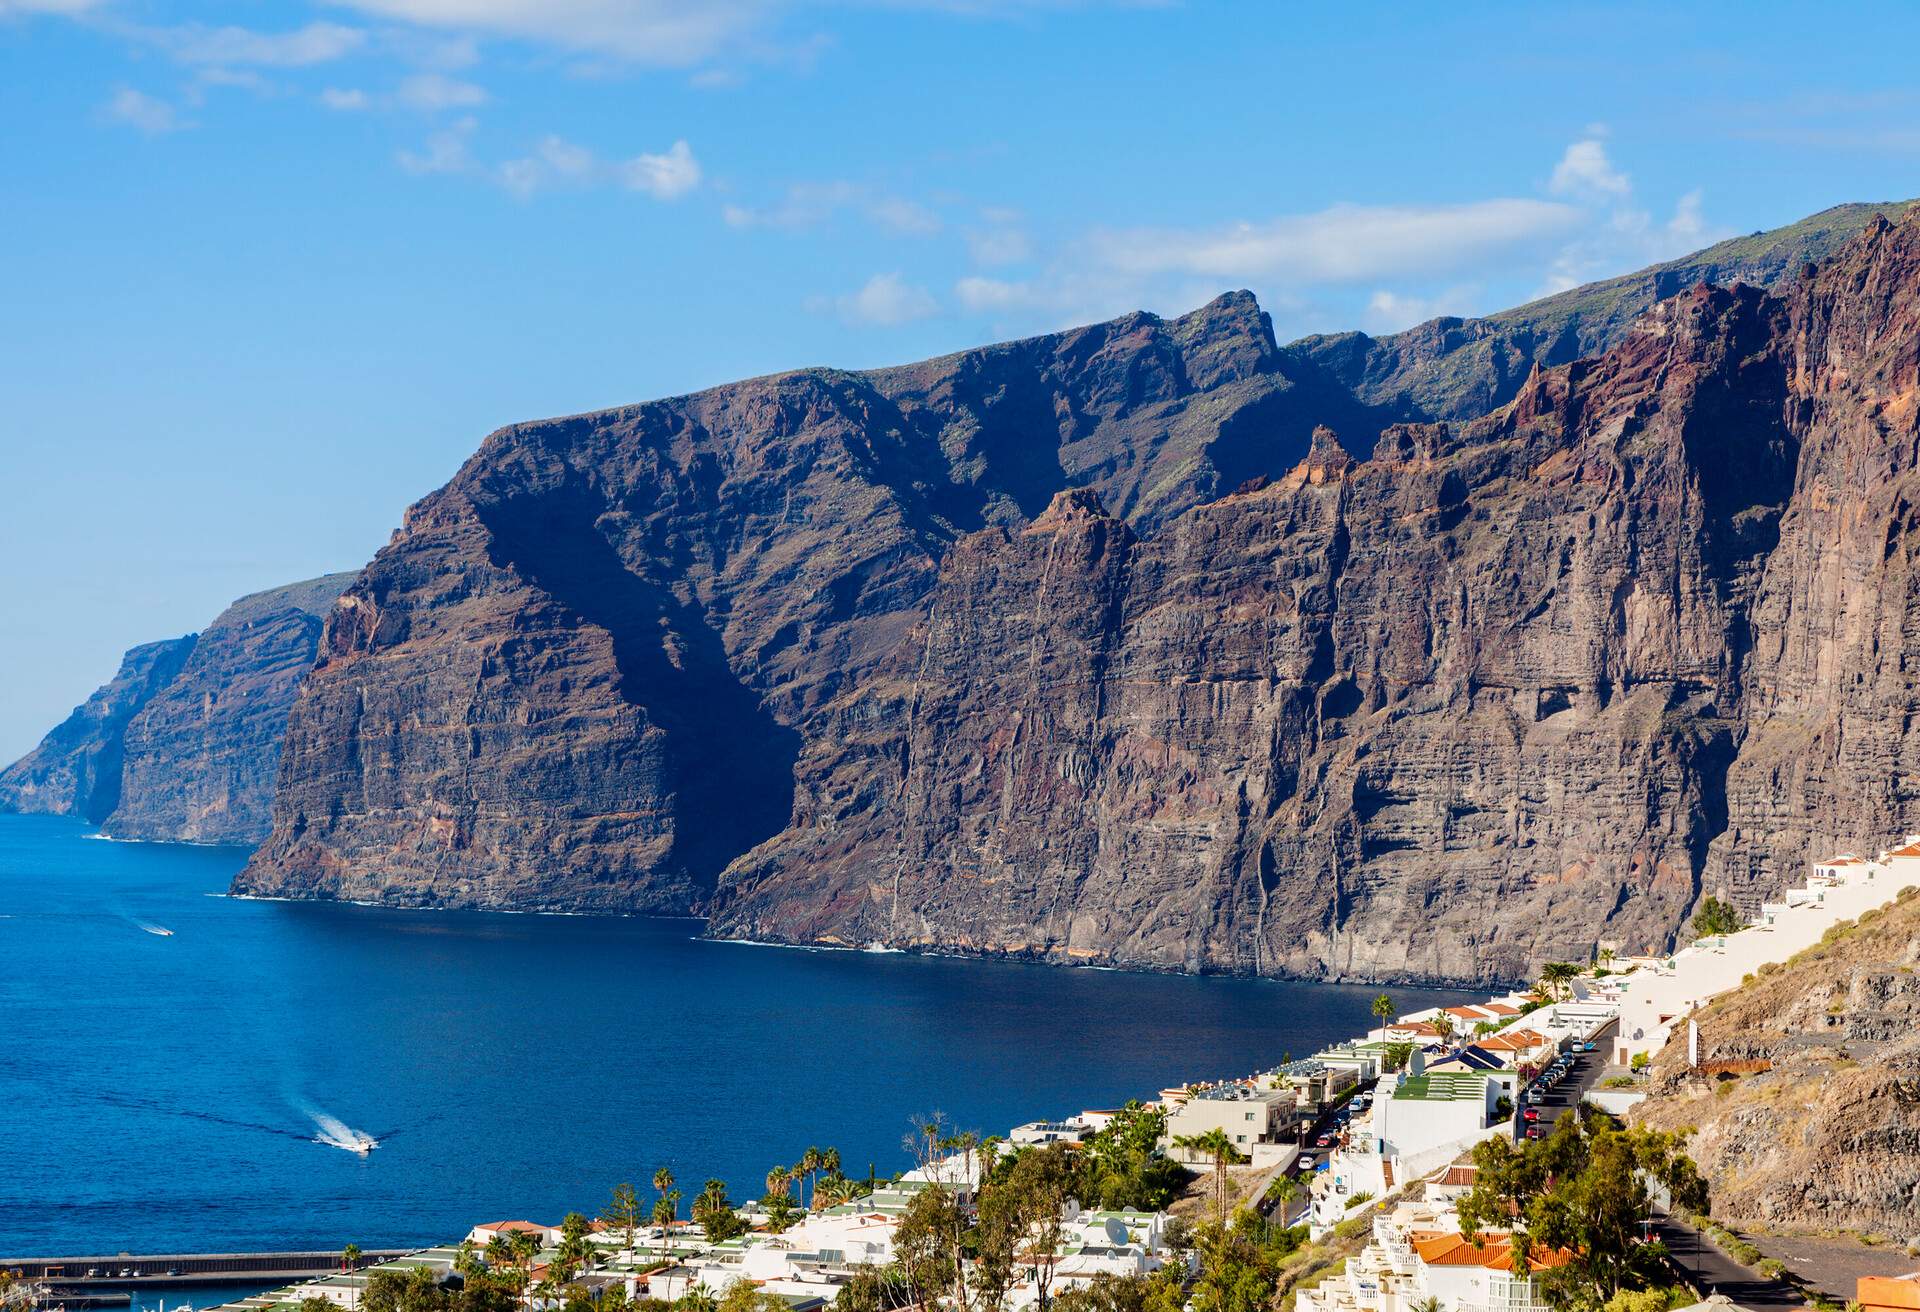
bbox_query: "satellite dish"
[1104,1218,1129,1245]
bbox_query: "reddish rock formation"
[234,210,1920,983]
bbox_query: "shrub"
[1601,1076,1636,1089]
[1630,1052,1650,1073]
[1344,1192,1374,1210]
[1756,1259,1788,1279]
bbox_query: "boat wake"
[135,921,174,937]
[307,1108,381,1155]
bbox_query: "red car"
[1525,1125,1542,1139]
[1522,1107,1540,1121]
[1315,1133,1333,1147]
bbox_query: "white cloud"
[1363,286,1479,333]
[398,114,478,174]
[1087,198,1581,284]
[723,181,941,235]
[1549,136,1631,200]
[395,71,488,110]
[966,223,1031,267]
[153,21,367,67]
[329,0,772,66]
[320,87,372,111]
[438,132,701,199]
[99,87,188,134]
[620,139,701,199]
[870,196,942,236]
[824,272,939,326]
[0,0,103,13]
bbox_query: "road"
[1516,1026,1617,1139]
[1652,1214,1807,1312]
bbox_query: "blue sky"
[3,0,1917,760]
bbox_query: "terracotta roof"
[1435,1165,1478,1187]
[1481,1003,1521,1016]
[1410,1230,1574,1273]
[481,1221,553,1233]
[1444,1007,1486,1020]
[1820,853,1866,866]
[1889,843,1920,859]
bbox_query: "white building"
[1297,1197,1572,1312]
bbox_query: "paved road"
[1653,1215,1806,1312]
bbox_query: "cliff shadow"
[478,481,801,897]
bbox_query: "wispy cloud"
[400,122,701,200]
[145,21,368,67]
[723,180,943,235]
[99,86,189,134]
[1085,199,1581,283]
[814,272,940,326]
[1548,135,1631,200]
[331,0,775,66]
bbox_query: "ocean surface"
[0,814,1478,1256]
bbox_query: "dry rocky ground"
[1635,884,1920,1244]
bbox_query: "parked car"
[85,1269,100,1279]
[1297,1153,1315,1171]
[1525,1124,1542,1139]
[1583,1041,1597,1052]
[167,1269,181,1278]
[119,1269,134,1278]
[1522,1107,1540,1121]
[1315,1133,1333,1147]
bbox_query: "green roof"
[1393,1073,1487,1102]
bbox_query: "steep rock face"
[1286,200,1914,423]
[1635,888,1920,1233]
[0,636,198,822]
[1705,214,1920,899]
[105,572,358,844]
[240,207,1920,983]
[711,282,1801,980]
[238,294,1350,909]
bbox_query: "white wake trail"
[306,1107,380,1153]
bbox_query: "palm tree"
[1173,1128,1244,1219]
[765,1164,791,1200]
[454,1241,481,1284]
[508,1231,540,1311]
[1371,992,1396,1043]
[820,1146,842,1189]
[342,1244,363,1312]
[795,1146,823,1208]
[653,1166,677,1237]
[485,1234,511,1273]
[1538,961,1580,1002]
[1432,1011,1457,1050]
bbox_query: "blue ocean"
[0,814,1474,1255]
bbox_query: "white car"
[1297,1153,1315,1171]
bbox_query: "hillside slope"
[1285,200,1916,422]
[106,572,358,844]
[235,205,1920,985]
[1635,884,1920,1234]
[0,572,357,844]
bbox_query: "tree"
[1076,1102,1189,1211]
[1371,993,1396,1042]
[1456,1109,1709,1305]
[976,1143,1077,1312]
[1538,962,1581,1002]
[1433,1011,1458,1050]
[344,1244,365,1312]
[554,1212,591,1283]
[892,1184,962,1312]
[835,1265,914,1312]
[764,1165,791,1200]
[654,1167,679,1237]
[716,1279,788,1312]
[1693,897,1742,939]
[694,1179,747,1242]
[1172,1128,1246,1220]
[604,1182,642,1255]
[795,1146,823,1209]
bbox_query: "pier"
[1,1251,415,1287]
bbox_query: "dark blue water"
[0,814,1476,1255]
